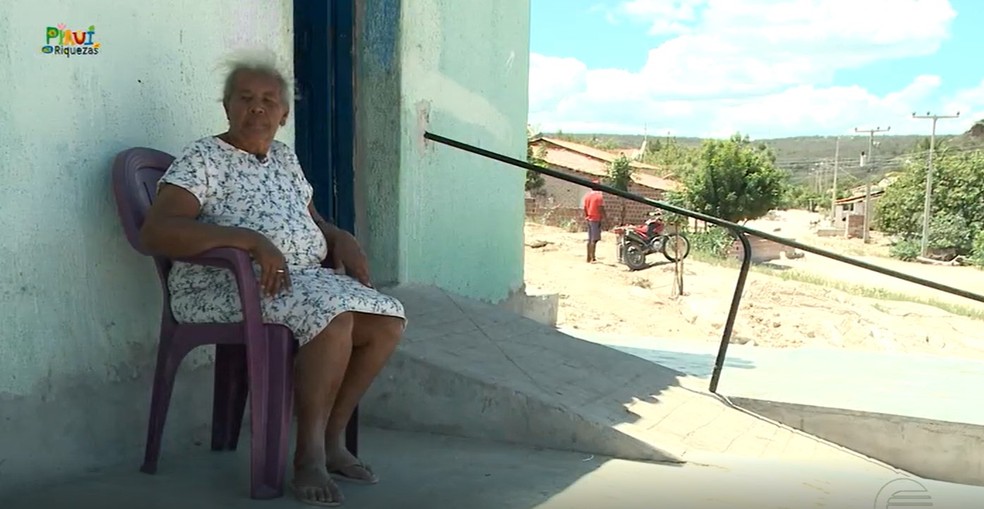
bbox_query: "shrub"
[690,227,735,259]
[890,238,920,262]
[928,213,972,253]
[971,231,984,268]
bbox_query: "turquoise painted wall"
[396,0,530,302]
[354,0,404,288]
[0,0,293,488]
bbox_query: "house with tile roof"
[527,136,680,229]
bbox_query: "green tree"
[588,136,619,151]
[525,143,546,193]
[781,184,827,212]
[545,131,617,150]
[971,230,984,267]
[876,147,984,253]
[833,172,861,197]
[679,133,788,223]
[641,136,696,177]
[606,154,634,224]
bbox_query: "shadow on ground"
[364,286,694,464]
[0,428,610,509]
[607,344,756,378]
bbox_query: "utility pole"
[855,126,891,243]
[913,111,960,257]
[830,137,840,222]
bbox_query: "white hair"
[220,49,294,108]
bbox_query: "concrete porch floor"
[3,427,983,509]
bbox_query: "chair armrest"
[173,248,264,334]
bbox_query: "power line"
[912,111,961,257]
[854,126,891,243]
[831,137,840,221]
[641,141,983,166]
[640,143,984,182]
[775,145,981,166]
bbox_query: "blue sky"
[528,0,984,138]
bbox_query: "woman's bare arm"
[140,184,260,258]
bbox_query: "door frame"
[293,0,356,232]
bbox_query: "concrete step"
[363,286,900,474]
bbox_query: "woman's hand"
[328,229,372,287]
[245,231,291,296]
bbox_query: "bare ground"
[524,216,984,360]
[746,210,984,313]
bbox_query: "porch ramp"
[363,286,899,474]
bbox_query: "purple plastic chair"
[111,147,358,499]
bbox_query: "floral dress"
[158,136,405,346]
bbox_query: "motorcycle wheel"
[623,241,649,271]
[662,234,691,262]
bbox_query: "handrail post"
[708,230,752,393]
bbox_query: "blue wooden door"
[293,0,356,232]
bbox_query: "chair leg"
[212,344,248,451]
[248,328,294,500]
[345,406,359,458]
[141,344,182,474]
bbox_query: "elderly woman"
[140,57,405,506]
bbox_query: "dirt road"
[746,210,984,314]
[769,254,984,312]
[524,220,984,360]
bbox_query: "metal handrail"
[423,132,984,392]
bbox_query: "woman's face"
[224,70,289,143]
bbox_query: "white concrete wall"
[732,397,984,486]
[0,0,292,490]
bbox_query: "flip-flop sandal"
[290,479,344,507]
[329,461,379,485]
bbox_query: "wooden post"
[672,219,685,297]
[863,181,872,244]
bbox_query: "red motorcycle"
[613,212,691,270]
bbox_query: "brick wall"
[525,199,586,231]
[609,180,667,226]
[525,199,687,236]
[845,214,865,239]
[539,168,586,208]
[535,165,668,227]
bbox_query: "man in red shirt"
[582,180,606,262]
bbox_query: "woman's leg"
[323,313,404,478]
[292,312,355,504]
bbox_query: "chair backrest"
[111,147,175,255]
[111,147,179,325]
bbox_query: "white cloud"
[942,79,984,126]
[528,0,984,138]
[620,0,704,35]
[528,54,587,109]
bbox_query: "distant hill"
[548,125,984,186]
[952,120,984,148]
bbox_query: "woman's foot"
[327,446,379,485]
[291,465,344,507]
